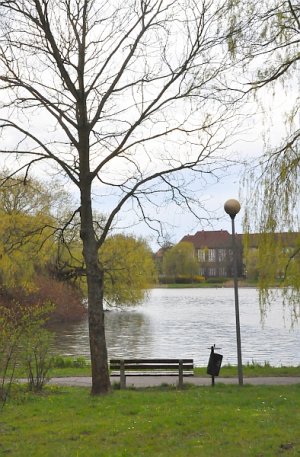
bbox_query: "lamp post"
[224,199,243,386]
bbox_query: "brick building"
[179,230,300,279]
[180,230,244,278]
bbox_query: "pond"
[51,288,300,367]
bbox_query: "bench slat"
[110,363,193,370]
[110,358,193,364]
[111,371,194,376]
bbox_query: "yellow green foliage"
[99,234,157,305]
[0,212,55,289]
[0,174,158,308]
[0,173,66,290]
[243,232,300,318]
[0,302,53,402]
[243,247,260,281]
[162,242,199,279]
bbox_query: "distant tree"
[154,238,173,276]
[0,174,86,321]
[0,175,156,320]
[0,172,75,290]
[243,248,259,282]
[162,242,199,281]
[48,217,157,307]
[0,210,54,288]
[0,0,245,394]
[100,234,157,306]
[243,232,300,314]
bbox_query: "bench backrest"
[110,358,194,374]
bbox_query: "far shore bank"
[151,280,259,289]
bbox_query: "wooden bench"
[110,358,194,389]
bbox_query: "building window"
[208,267,216,276]
[199,267,205,276]
[197,249,206,261]
[208,249,216,262]
[219,267,227,277]
[218,249,227,261]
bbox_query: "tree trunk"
[80,180,111,395]
[86,259,111,395]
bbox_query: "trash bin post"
[211,346,215,386]
[207,344,223,387]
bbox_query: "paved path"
[48,376,300,388]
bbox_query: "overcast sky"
[1,1,298,253]
[107,86,295,251]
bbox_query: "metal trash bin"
[207,345,223,386]
[207,351,223,377]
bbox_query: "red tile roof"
[154,247,171,258]
[180,230,232,248]
[181,230,300,250]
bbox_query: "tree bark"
[80,177,111,394]
[86,259,111,395]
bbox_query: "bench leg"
[120,360,126,389]
[178,359,183,389]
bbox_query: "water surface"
[51,288,300,366]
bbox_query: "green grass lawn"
[195,363,300,378]
[42,358,300,378]
[1,384,300,456]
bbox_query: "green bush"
[22,329,54,392]
[0,303,53,407]
[159,274,205,284]
[205,277,227,284]
[51,356,88,369]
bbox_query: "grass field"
[43,359,300,378]
[1,384,300,456]
[195,363,300,378]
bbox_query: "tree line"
[0,173,156,322]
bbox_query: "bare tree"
[0,0,243,394]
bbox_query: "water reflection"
[105,310,153,358]
[51,288,300,366]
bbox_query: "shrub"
[51,356,89,369]
[0,276,86,325]
[205,277,227,284]
[0,303,53,407]
[159,274,205,284]
[0,306,21,407]
[192,275,205,283]
[22,329,54,392]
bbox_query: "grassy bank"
[155,283,223,288]
[41,358,300,378]
[1,384,300,456]
[154,279,258,288]
[195,363,300,378]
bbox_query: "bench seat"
[110,358,194,388]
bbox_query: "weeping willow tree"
[99,234,157,306]
[162,241,199,282]
[0,173,60,289]
[229,0,300,318]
